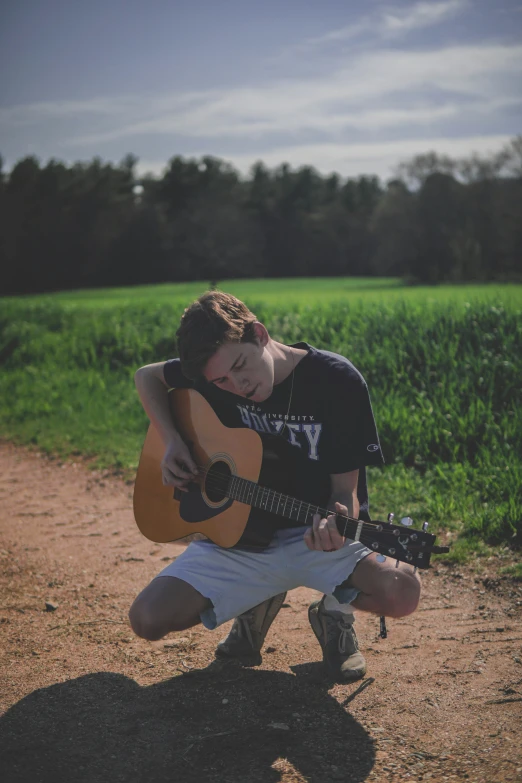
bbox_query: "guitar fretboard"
[228,474,358,538]
[223,473,445,570]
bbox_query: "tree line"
[1,137,521,295]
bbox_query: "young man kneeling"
[129,292,420,682]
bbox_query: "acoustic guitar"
[133,389,449,568]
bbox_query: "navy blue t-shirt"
[163,342,384,548]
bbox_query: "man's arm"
[329,470,360,520]
[134,362,198,486]
[304,470,359,551]
[134,362,181,446]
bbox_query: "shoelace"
[336,618,358,655]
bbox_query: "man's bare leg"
[308,552,421,682]
[129,576,211,641]
[347,552,421,617]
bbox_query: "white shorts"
[156,526,372,629]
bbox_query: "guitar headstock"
[358,514,449,570]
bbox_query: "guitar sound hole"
[205,461,232,503]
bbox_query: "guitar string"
[183,462,355,524]
[175,461,397,541]
[173,464,427,558]
[185,463,369,533]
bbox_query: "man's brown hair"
[176,291,258,380]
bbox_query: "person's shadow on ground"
[0,661,376,783]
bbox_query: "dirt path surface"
[0,441,521,783]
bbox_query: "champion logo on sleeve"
[367,444,379,452]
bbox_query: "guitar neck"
[228,474,359,537]
[227,473,445,569]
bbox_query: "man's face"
[203,330,274,402]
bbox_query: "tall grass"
[1,283,521,556]
[8,278,520,308]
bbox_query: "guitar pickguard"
[176,483,234,523]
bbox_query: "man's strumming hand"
[161,437,199,492]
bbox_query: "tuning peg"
[413,523,429,573]
[387,513,395,522]
[401,516,413,526]
[412,522,429,573]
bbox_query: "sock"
[323,594,356,619]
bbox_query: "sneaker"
[308,596,367,682]
[215,592,287,663]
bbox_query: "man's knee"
[128,578,206,640]
[128,597,167,641]
[385,571,421,618]
[128,596,193,640]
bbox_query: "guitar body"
[133,388,263,546]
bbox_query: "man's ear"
[253,321,269,346]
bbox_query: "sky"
[1,0,521,181]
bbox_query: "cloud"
[2,41,519,165]
[381,0,469,35]
[281,0,470,55]
[55,43,521,145]
[0,92,211,128]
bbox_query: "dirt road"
[1,441,521,783]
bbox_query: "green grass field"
[1,278,521,563]
[9,278,521,309]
